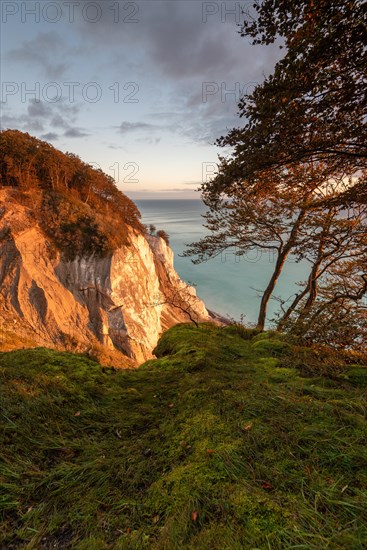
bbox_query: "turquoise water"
[136,200,308,325]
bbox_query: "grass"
[1,324,366,549]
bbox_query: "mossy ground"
[1,324,366,549]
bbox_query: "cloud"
[147,112,183,120]
[106,143,128,151]
[41,132,59,141]
[2,96,86,138]
[118,121,155,134]
[0,112,44,132]
[28,99,51,118]
[47,63,68,80]
[0,113,21,129]
[51,114,71,129]
[7,32,69,79]
[25,99,82,128]
[136,137,161,145]
[75,1,281,83]
[70,0,283,149]
[117,119,180,141]
[1,0,283,192]
[116,109,236,146]
[64,127,89,138]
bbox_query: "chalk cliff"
[0,189,210,366]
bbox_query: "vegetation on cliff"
[0,130,143,258]
[1,324,366,549]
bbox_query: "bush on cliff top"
[1,324,366,549]
[0,130,143,258]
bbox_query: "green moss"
[252,338,291,355]
[1,328,366,548]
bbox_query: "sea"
[136,200,308,325]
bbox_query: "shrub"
[156,229,170,245]
[0,130,143,257]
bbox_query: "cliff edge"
[0,188,210,365]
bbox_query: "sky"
[0,0,281,199]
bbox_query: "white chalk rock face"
[0,190,210,365]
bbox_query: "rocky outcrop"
[0,190,210,365]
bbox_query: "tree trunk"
[295,211,333,321]
[256,206,308,331]
[277,257,323,331]
[277,286,310,331]
[277,209,334,331]
[257,251,289,330]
